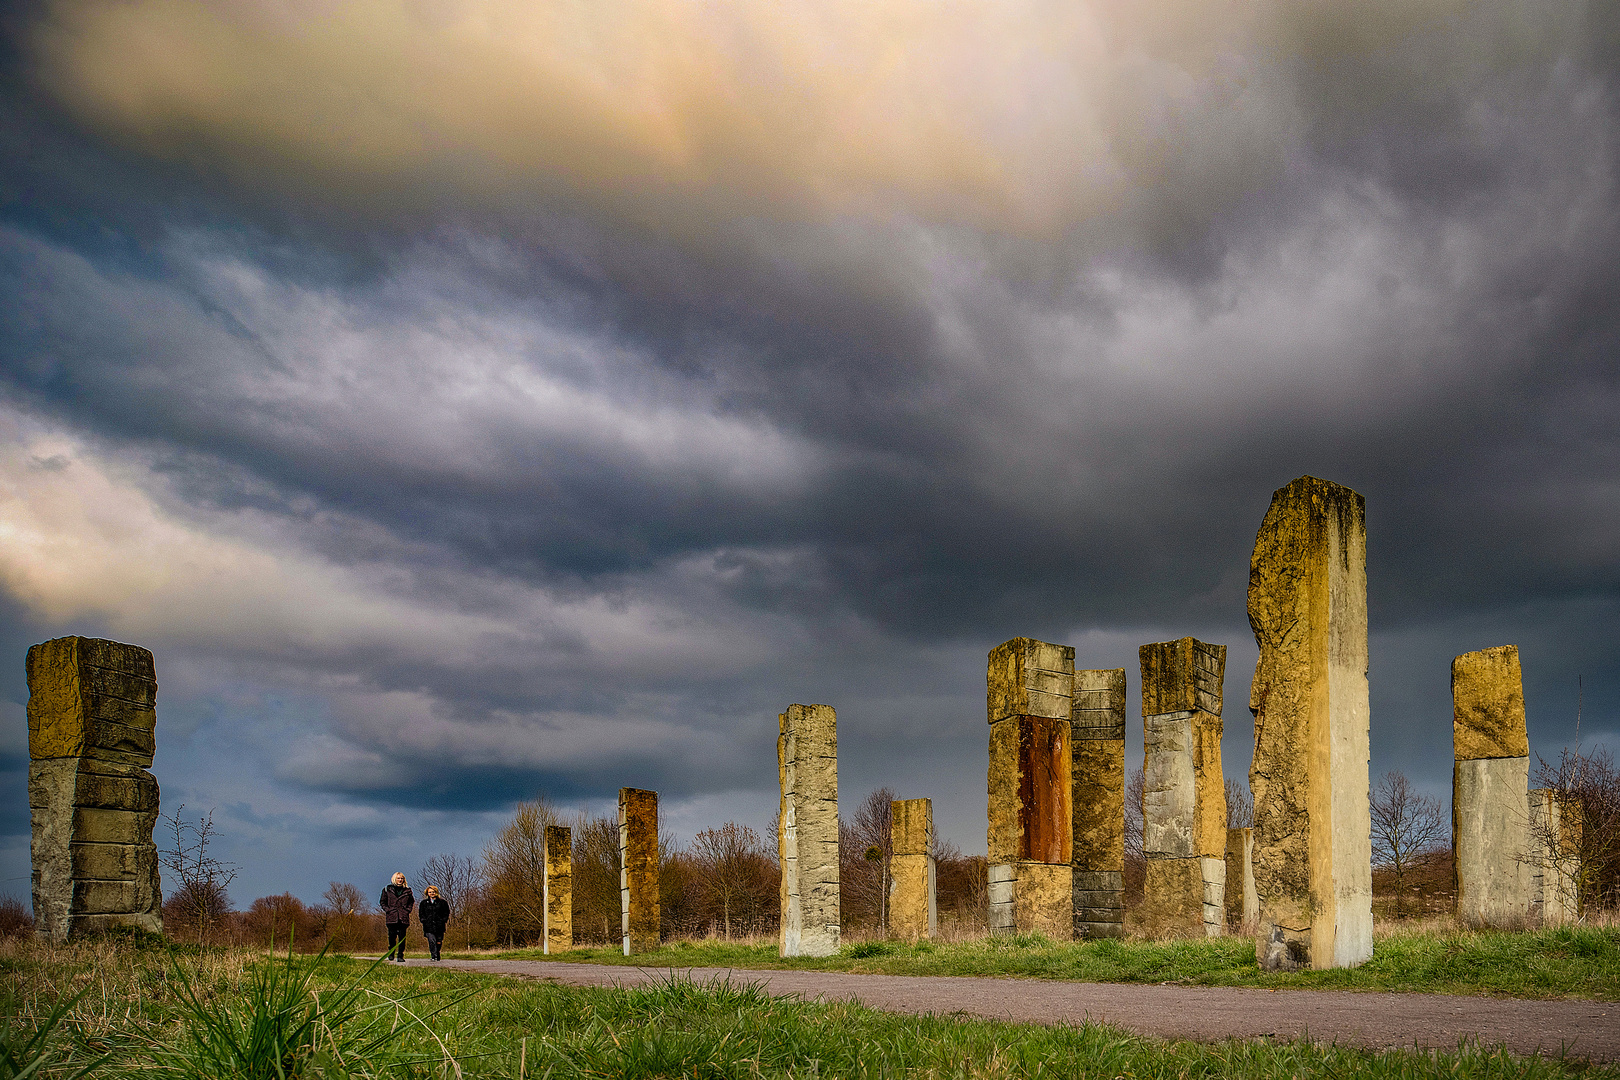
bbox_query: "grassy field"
[3,936,1615,1079]
[472,922,1620,1000]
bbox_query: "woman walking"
[380,872,414,962]
[419,886,450,961]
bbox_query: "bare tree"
[840,788,895,935]
[481,799,560,944]
[1369,771,1447,916]
[158,805,239,942]
[1532,745,1620,914]
[1225,778,1254,829]
[690,822,768,938]
[418,853,483,949]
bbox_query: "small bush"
[0,895,33,940]
[843,941,892,958]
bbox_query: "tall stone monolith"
[987,637,1073,938]
[1529,788,1579,927]
[543,824,572,954]
[1072,668,1125,939]
[1224,827,1258,932]
[618,788,659,955]
[1452,645,1532,926]
[28,637,163,941]
[1248,476,1372,970]
[890,798,936,940]
[778,703,840,957]
[1140,638,1227,936]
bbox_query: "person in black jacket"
[380,872,414,962]
[419,886,450,961]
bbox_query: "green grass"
[469,924,1620,1000]
[4,940,1617,1079]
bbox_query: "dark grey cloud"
[0,0,1615,904]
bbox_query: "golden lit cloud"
[30,0,1308,231]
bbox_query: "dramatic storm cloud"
[1,0,1615,904]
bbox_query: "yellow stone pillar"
[1452,645,1532,926]
[987,638,1073,938]
[618,788,659,954]
[28,637,163,942]
[543,824,571,953]
[1072,668,1125,938]
[778,703,840,956]
[1248,476,1372,970]
[889,798,936,940]
[1140,637,1227,937]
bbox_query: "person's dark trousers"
[424,932,442,961]
[387,922,408,961]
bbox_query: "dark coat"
[380,883,414,925]
[419,896,450,936]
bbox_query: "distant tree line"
[145,741,1620,950]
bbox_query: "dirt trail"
[409,958,1618,1063]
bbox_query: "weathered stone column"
[1452,645,1532,926]
[543,824,571,954]
[1224,827,1258,932]
[1248,476,1372,970]
[778,703,840,957]
[1140,637,1227,936]
[1072,668,1125,939]
[1529,789,1579,927]
[889,798,936,940]
[618,788,659,955]
[28,637,163,942]
[987,637,1073,938]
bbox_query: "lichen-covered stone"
[989,860,1072,936]
[889,798,936,940]
[544,825,572,954]
[1248,477,1372,970]
[618,788,659,955]
[1140,640,1227,937]
[779,704,839,957]
[1452,646,1529,761]
[28,638,163,942]
[1072,669,1125,939]
[1454,756,1532,925]
[27,638,157,766]
[1224,827,1258,930]
[988,638,1075,723]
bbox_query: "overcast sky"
[1,0,1616,908]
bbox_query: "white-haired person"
[379,872,414,962]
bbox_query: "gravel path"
[397,958,1619,1063]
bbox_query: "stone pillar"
[1529,789,1579,928]
[889,798,936,940]
[1248,476,1372,970]
[1224,827,1258,932]
[618,788,659,955]
[543,824,571,954]
[28,637,163,942]
[778,703,840,957]
[1140,637,1227,937]
[1072,668,1125,939]
[1452,645,1532,926]
[987,637,1073,938]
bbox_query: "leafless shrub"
[1532,745,1620,915]
[0,893,33,939]
[158,805,239,942]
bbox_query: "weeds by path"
[475,923,1620,1000]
